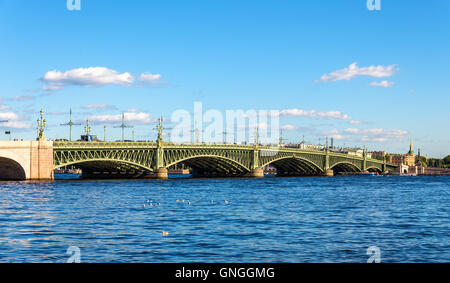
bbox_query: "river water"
[0,175,448,262]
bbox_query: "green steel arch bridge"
[53,141,398,179]
[51,114,398,179]
[0,111,398,181]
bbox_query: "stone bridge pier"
[0,141,54,181]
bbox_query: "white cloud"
[42,67,134,88]
[349,120,362,125]
[344,128,408,142]
[322,129,346,140]
[9,95,35,102]
[238,123,271,130]
[41,85,64,91]
[280,109,351,120]
[344,128,383,135]
[329,134,345,140]
[281,125,298,131]
[369,80,395,88]
[0,112,31,129]
[318,62,398,82]
[40,67,163,91]
[1,121,31,129]
[0,112,20,121]
[83,104,117,110]
[89,112,152,125]
[0,105,9,110]
[138,73,162,83]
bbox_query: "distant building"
[390,154,403,164]
[347,149,364,158]
[403,137,416,166]
[370,151,386,160]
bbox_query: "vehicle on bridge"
[80,135,99,142]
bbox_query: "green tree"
[444,155,450,165]
[419,156,428,167]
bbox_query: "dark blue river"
[0,175,448,263]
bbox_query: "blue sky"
[0,0,449,157]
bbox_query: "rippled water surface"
[0,175,448,262]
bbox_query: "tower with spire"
[403,137,416,166]
[408,137,414,154]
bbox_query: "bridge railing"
[53,141,157,148]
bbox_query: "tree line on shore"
[426,155,450,168]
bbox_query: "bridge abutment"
[0,141,54,181]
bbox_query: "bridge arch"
[330,161,362,174]
[261,156,324,176]
[166,155,250,177]
[54,158,154,173]
[0,156,27,180]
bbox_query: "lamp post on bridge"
[249,127,264,177]
[363,145,368,172]
[222,130,232,144]
[60,108,82,141]
[37,109,47,141]
[324,137,334,177]
[114,112,133,142]
[84,119,91,137]
[279,129,287,147]
[154,117,168,179]
[153,117,172,143]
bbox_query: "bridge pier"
[155,168,168,180]
[324,169,334,177]
[249,168,264,178]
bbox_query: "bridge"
[0,111,398,180]
[53,141,396,179]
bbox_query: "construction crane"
[60,109,82,141]
[114,112,133,142]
